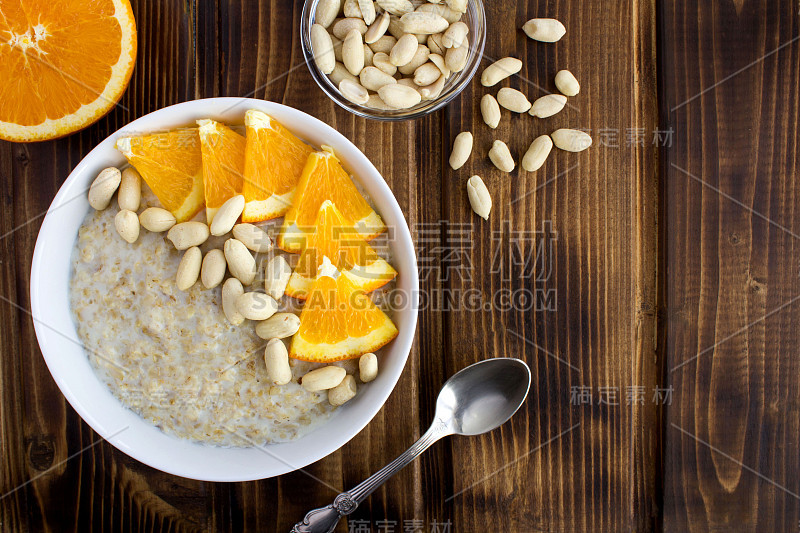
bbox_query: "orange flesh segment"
[198,120,245,218]
[241,110,314,222]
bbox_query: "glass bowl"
[301,0,486,121]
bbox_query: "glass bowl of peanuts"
[301,0,486,120]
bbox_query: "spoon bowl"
[435,358,532,436]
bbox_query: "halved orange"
[277,146,385,252]
[116,128,204,222]
[290,257,398,362]
[197,119,245,223]
[0,0,137,142]
[241,109,314,222]
[285,200,396,299]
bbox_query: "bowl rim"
[300,0,486,121]
[29,97,419,481]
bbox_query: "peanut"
[222,278,245,325]
[328,375,358,406]
[311,24,336,74]
[200,248,226,289]
[397,44,430,75]
[376,0,414,16]
[426,32,446,55]
[235,291,279,321]
[416,3,461,24]
[329,62,359,86]
[372,52,397,75]
[365,11,391,43]
[489,140,515,172]
[264,339,292,385]
[369,34,397,53]
[418,74,445,100]
[363,43,374,66]
[264,255,292,300]
[522,18,566,42]
[555,69,580,96]
[496,87,531,113]
[442,21,468,48]
[114,209,139,243]
[117,167,141,212]
[343,29,365,75]
[332,18,368,40]
[413,62,441,86]
[139,207,176,232]
[529,94,567,118]
[359,0,377,26]
[480,94,501,129]
[467,175,491,220]
[360,66,397,91]
[232,223,273,253]
[167,221,210,250]
[366,94,393,109]
[88,167,121,211]
[389,33,419,66]
[343,0,362,19]
[449,131,473,170]
[550,129,593,152]
[428,53,450,77]
[400,12,449,34]
[256,313,301,340]
[480,57,522,86]
[210,194,244,236]
[445,0,467,13]
[378,83,422,109]
[315,0,341,28]
[522,135,554,172]
[444,38,468,72]
[176,247,202,291]
[302,366,347,392]
[339,79,370,105]
[223,238,257,285]
[359,353,378,382]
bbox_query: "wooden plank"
[437,0,660,531]
[660,1,800,531]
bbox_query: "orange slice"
[116,128,204,222]
[0,0,137,142]
[290,257,398,362]
[277,146,385,252]
[285,200,396,299]
[197,119,245,222]
[241,109,314,222]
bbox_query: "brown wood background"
[0,0,797,531]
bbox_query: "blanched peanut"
[480,94,501,129]
[372,52,397,75]
[359,353,378,382]
[489,140,515,172]
[442,21,468,48]
[363,43,374,67]
[114,209,139,243]
[139,207,176,232]
[418,74,445,100]
[467,175,491,220]
[88,167,121,210]
[167,221,209,250]
[264,339,292,385]
[444,39,468,72]
[416,3,461,24]
[302,366,347,391]
[315,0,341,28]
[209,194,244,236]
[343,29,365,75]
[555,69,580,96]
[551,129,593,152]
[413,62,441,86]
[529,94,567,118]
[332,18,368,40]
[390,33,419,66]
[232,223,273,253]
[222,278,245,325]
[426,32,446,55]
[223,238,257,285]
[329,62,359,86]
[480,57,522,87]
[264,255,292,300]
[176,247,202,291]
[365,11,390,43]
[360,66,397,91]
[339,79,370,105]
[329,375,358,406]
[368,34,397,54]
[428,53,450,78]
[378,83,422,109]
[235,291,279,321]
[311,23,336,74]
[397,44,430,75]
[256,312,301,340]
[376,0,414,16]
[522,18,566,42]
[449,131,473,170]
[400,12,449,34]
[200,248,226,289]
[522,135,554,172]
[117,167,141,211]
[496,87,531,113]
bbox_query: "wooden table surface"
[1,1,798,531]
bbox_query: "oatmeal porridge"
[69,190,358,447]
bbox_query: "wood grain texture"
[660,0,800,531]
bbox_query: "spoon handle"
[291,419,449,533]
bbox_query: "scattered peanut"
[551,128,593,152]
[467,175,491,220]
[302,366,347,392]
[488,140,515,172]
[232,223,273,253]
[210,194,244,236]
[221,278,245,325]
[480,57,522,86]
[359,353,379,382]
[236,291,279,321]
[480,94,501,128]
[139,207,176,232]
[168,221,210,250]
[114,209,139,243]
[529,94,567,118]
[264,339,292,385]
[176,247,202,291]
[256,313,301,340]
[328,375,358,406]
[223,238,257,285]
[522,135,554,172]
[88,167,122,211]
[555,69,580,96]
[449,131,473,170]
[496,87,532,113]
[264,255,292,300]
[522,18,566,42]
[117,167,141,212]
[200,249,226,289]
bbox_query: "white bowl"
[30,98,419,481]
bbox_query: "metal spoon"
[291,357,531,533]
